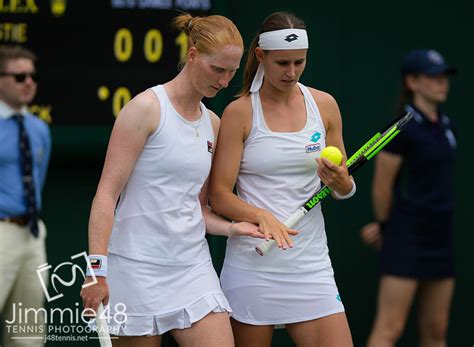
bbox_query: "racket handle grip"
[97,303,112,347]
[255,208,307,256]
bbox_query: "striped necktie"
[13,114,39,237]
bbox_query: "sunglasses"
[0,72,38,83]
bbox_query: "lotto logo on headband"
[285,34,299,42]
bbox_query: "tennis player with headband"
[209,11,354,346]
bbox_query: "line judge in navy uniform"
[0,45,51,347]
[361,49,458,347]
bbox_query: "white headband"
[250,29,309,93]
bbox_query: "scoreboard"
[0,0,212,125]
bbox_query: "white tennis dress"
[220,83,344,325]
[106,85,231,335]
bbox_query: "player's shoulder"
[222,96,252,121]
[116,89,161,134]
[306,87,341,128]
[131,89,160,113]
[306,87,338,108]
[119,89,160,119]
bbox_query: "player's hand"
[360,222,383,250]
[80,276,109,317]
[255,210,298,250]
[316,157,352,195]
[228,221,263,238]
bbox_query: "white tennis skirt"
[106,253,231,336]
[220,262,344,325]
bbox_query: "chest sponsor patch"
[207,140,214,153]
[305,143,321,153]
[310,131,321,142]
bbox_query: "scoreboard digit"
[0,0,212,125]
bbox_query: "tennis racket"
[255,112,413,256]
[96,303,112,347]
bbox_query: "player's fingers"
[286,228,299,235]
[263,231,271,241]
[321,157,337,170]
[341,158,348,169]
[284,233,294,248]
[82,298,99,317]
[273,225,288,249]
[82,297,91,311]
[272,232,283,248]
[317,168,329,182]
[262,220,280,245]
[279,226,293,249]
[91,299,101,314]
[258,220,272,241]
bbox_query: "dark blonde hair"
[0,45,36,71]
[238,12,306,96]
[173,13,243,67]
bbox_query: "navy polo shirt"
[383,104,457,213]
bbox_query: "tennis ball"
[320,146,343,166]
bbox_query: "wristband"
[333,179,356,200]
[85,255,108,278]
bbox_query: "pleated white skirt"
[106,253,231,335]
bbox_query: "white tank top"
[108,85,214,265]
[224,83,334,273]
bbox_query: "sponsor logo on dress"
[310,131,321,142]
[207,140,213,153]
[305,143,321,153]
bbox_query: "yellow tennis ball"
[320,146,343,165]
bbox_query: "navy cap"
[401,49,457,76]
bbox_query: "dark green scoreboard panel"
[0,0,211,125]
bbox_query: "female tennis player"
[361,48,457,347]
[209,11,354,347]
[80,13,265,347]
